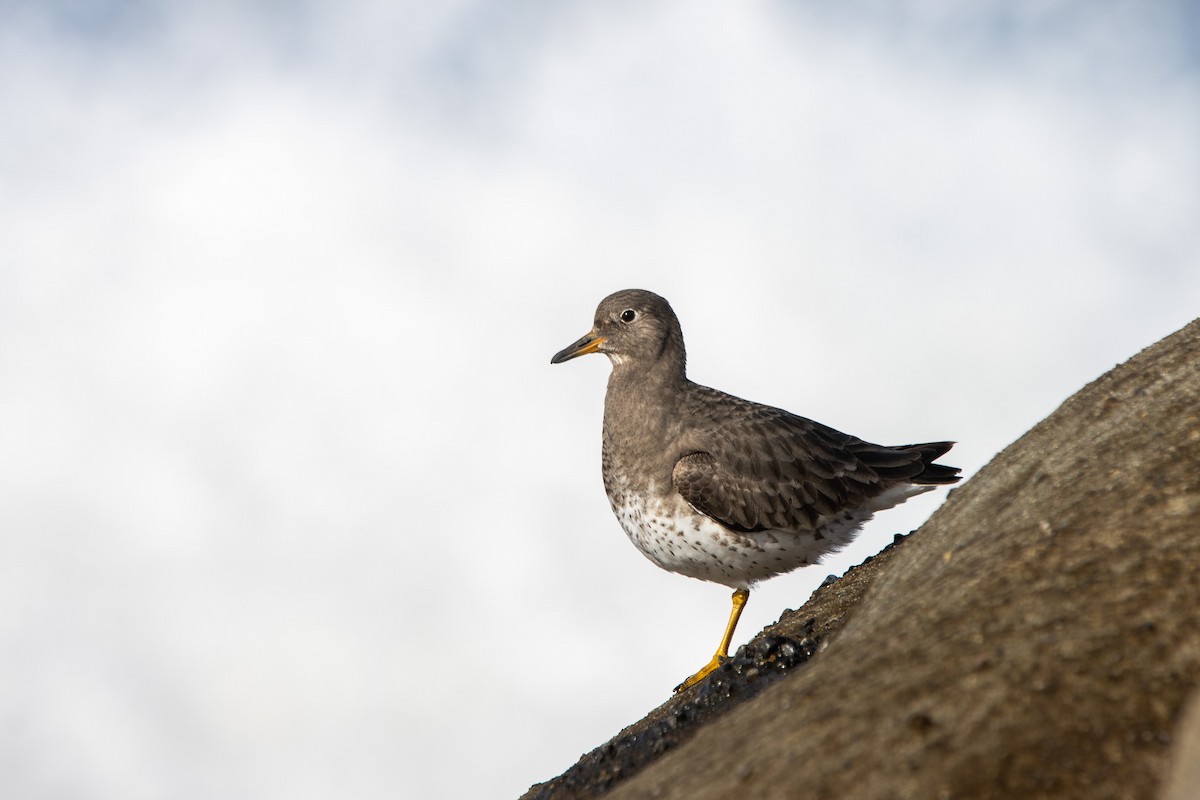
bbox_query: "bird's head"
[550,289,686,373]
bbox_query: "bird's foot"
[674,654,725,693]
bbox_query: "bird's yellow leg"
[676,588,750,692]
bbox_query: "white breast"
[604,475,917,590]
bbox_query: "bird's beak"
[551,330,606,364]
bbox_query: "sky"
[2,1,1199,798]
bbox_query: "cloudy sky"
[3,1,1199,798]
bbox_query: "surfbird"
[551,289,960,691]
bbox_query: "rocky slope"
[524,318,1200,800]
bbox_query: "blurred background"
[2,1,1198,797]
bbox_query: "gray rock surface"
[526,318,1200,800]
[1160,690,1200,800]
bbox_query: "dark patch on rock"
[521,625,818,800]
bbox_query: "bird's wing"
[671,389,940,533]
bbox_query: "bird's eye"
[620,309,637,323]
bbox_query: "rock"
[525,318,1200,800]
[1160,690,1200,800]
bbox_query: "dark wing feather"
[671,386,959,534]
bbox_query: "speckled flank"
[605,476,916,590]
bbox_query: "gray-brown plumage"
[551,288,959,690]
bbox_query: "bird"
[550,289,960,691]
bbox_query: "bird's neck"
[603,356,687,448]
[602,362,688,490]
[607,355,686,398]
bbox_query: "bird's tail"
[902,441,961,485]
